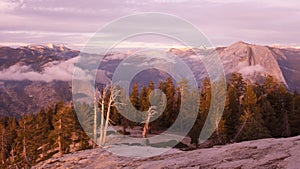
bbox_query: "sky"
[0,0,299,49]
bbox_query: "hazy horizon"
[1,0,299,50]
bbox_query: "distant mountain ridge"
[0,44,78,116]
[0,43,79,72]
[218,41,287,85]
[168,41,300,90]
[0,42,300,116]
[221,42,300,91]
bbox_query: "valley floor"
[33,135,300,169]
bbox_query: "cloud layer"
[0,57,78,82]
[0,0,300,49]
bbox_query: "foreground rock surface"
[34,136,300,169]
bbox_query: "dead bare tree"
[101,86,120,144]
[99,85,121,145]
[94,87,108,147]
[92,88,103,148]
[142,106,157,138]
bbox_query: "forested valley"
[1,73,300,168]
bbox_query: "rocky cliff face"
[217,41,288,85]
[168,41,299,89]
[33,135,300,169]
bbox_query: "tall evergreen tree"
[229,73,246,116]
[140,86,149,112]
[235,85,270,141]
[6,117,17,167]
[14,114,36,167]
[164,77,176,126]
[49,102,76,156]
[112,86,133,135]
[130,83,140,123]
[224,74,246,141]
[0,121,9,166]
[33,109,52,162]
[262,75,282,137]
[290,92,300,136]
[264,76,292,137]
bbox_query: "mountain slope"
[0,44,79,72]
[0,44,78,116]
[275,47,300,91]
[0,80,72,117]
[1,42,300,116]
[34,135,300,169]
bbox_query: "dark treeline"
[0,102,91,168]
[1,73,300,168]
[108,73,300,146]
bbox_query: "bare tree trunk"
[142,106,157,138]
[233,110,250,142]
[142,113,151,138]
[99,90,105,146]
[93,93,98,148]
[22,122,27,161]
[97,86,120,145]
[102,95,113,144]
[58,118,63,156]
[215,122,222,144]
[99,102,104,145]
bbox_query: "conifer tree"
[210,88,228,144]
[6,117,17,166]
[262,75,282,137]
[200,78,211,117]
[165,78,176,125]
[290,92,300,136]
[14,114,36,167]
[0,122,8,166]
[49,102,75,156]
[177,79,190,130]
[229,73,246,116]
[261,100,278,136]
[278,85,292,137]
[225,74,246,141]
[33,109,52,162]
[73,115,91,151]
[235,85,270,141]
[196,77,211,140]
[187,78,208,146]
[129,83,140,123]
[264,77,292,137]
[140,86,149,112]
[148,81,155,93]
[74,102,93,143]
